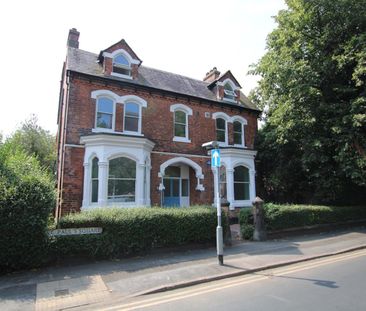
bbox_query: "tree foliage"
[5,115,56,176]
[0,144,55,272]
[251,0,366,204]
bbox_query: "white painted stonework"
[80,134,155,209]
[217,148,257,210]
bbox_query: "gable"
[208,70,242,89]
[98,39,142,64]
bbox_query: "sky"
[0,0,286,138]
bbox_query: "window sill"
[231,200,252,208]
[123,131,144,137]
[92,128,115,133]
[173,136,191,143]
[111,72,133,80]
[107,202,137,207]
[81,203,139,210]
[234,144,247,148]
[222,98,238,104]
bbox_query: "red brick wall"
[64,77,257,149]
[58,74,258,214]
[59,146,84,214]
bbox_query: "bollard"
[252,196,267,241]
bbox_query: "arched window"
[223,83,236,102]
[113,54,131,76]
[234,166,250,200]
[124,102,140,132]
[220,165,227,199]
[96,97,114,129]
[170,104,192,143]
[174,110,187,138]
[216,118,226,143]
[108,157,136,203]
[91,157,99,203]
[233,121,243,145]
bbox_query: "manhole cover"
[54,289,69,297]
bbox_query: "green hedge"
[239,204,366,240]
[0,145,55,272]
[50,206,225,260]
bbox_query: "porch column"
[82,162,90,208]
[226,168,235,210]
[145,162,152,206]
[249,169,256,202]
[98,161,108,206]
[136,162,145,206]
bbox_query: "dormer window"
[113,54,131,76]
[223,83,236,102]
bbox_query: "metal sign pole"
[216,164,224,265]
[202,142,224,266]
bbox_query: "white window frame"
[112,53,131,78]
[107,156,137,204]
[231,116,248,147]
[94,95,116,132]
[216,118,227,145]
[90,157,99,204]
[233,165,251,201]
[123,102,141,134]
[212,112,231,146]
[121,95,147,136]
[103,49,140,80]
[170,104,192,143]
[220,79,239,103]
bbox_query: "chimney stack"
[67,28,80,48]
[203,67,220,83]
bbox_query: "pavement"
[1,225,366,311]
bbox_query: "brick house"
[56,28,261,218]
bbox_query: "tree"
[6,115,56,177]
[251,0,366,204]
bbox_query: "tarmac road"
[101,249,366,311]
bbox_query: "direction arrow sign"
[211,149,221,167]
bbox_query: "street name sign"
[48,227,103,237]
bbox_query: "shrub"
[0,144,55,272]
[50,206,226,260]
[239,204,366,240]
[238,208,254,240]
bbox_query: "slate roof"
[66,47,260,112]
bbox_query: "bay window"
[108,157,136,203]
[234,166,250,201]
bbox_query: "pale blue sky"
[0,0,286,137]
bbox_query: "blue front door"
[163,178,180,207]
